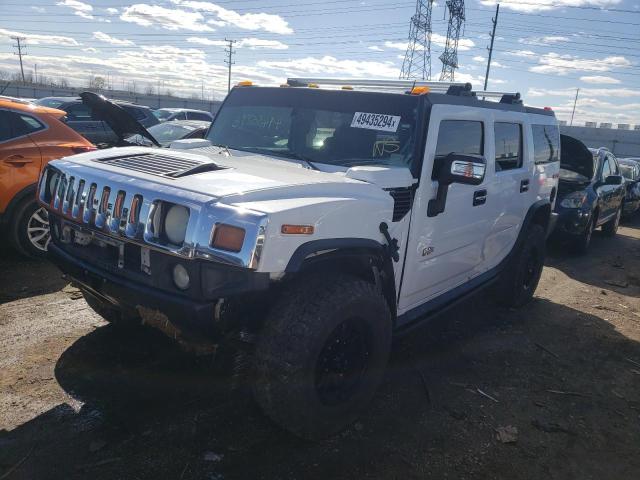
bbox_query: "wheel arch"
[285,239,398,318]
[1,183,37,229]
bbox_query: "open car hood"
[79,92,160,147]
[560,134,595,181]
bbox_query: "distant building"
[585,121,597,128]
[558,120,568,126]
[599,123,612,129]
[618,124,630,130]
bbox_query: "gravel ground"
[1,221,640,480]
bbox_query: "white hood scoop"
[93,151,225,178]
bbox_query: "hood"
[80,92,160,147]
[59,146,403,204]
[559,134,595,182]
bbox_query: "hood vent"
[386,187,414,222]
[95,153,224,178]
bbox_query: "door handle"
[473,189,487,206]
[520,179,530,193]
[4,155,33,166]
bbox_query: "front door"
[398,106,493,317]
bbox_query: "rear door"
[398,107,493,316]
[0,109,44,212]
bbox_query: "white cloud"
[57,0,94,19]
[83,47,99,53]
[105,7,118,14]
[31,6,46,13]
[368,45,383,52]
[0,28,80,46]
[257,56,399,79]
[93,31,135,46]
[382,34,474,52]
[120,4,214,32]
[187,37,288,49]
[506,50,631,75]
[519,35,570,46]
[528,87,640,98]
[171,0,293,34]
[480,0,622,13]
[473,56,486,62]
[580,75,621,84]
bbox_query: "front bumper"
[48,218,269,340]
[551,207,592,238]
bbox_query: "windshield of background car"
[153,109,172,121]
[147,122,195,144]
[619,164,636,180]
[207,87,421,172]
[34,98,66,108]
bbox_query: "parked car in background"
[125,119,210,147]
[0,98,95,256]
[153,107,214,123]
[552,136,625,253]
[618,158,640,218]
[35,95,159,146]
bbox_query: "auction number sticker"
[351,112,401,132]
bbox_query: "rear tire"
[602,207,621,237]
[571,216,595,254]
[253,274,392,440]
[498,224,546,308]
[9,197,50,258]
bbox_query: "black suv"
[552,135,624,252]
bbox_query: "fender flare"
[0,183,37,229]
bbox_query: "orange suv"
[0,98,95,256]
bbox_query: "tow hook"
[379,222,400,262]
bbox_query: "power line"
[224,38,236,93]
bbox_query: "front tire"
[498,224,546,308]
[9,197,50,258]
[602,206,621,237]
[571,216,595,254]
[253,274,392,440]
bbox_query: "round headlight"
[172,264,190,290]
[164,205,189,244]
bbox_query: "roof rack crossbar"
[286,77,466,91]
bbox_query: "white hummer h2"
[37,78,560,439]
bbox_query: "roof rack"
[285,77,521,103]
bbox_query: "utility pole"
[483,3,499,91]
[570,88,580,126]
[224,38,236,93]
[34,64,37,84]
[201,80,204,100]
[11,36,27,84]
[439,0,466,81]
[224,39,236,93]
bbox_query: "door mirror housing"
[428,154,487,217]
[605,174,623,186]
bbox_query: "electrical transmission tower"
[224,38,236,93]
[400,0,435,80]
[439,0,465,81]
[11,36,27,84]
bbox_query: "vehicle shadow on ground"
[546,217,640,297]
[0,244,67,303]
[2,293,640,480]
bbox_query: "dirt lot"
[1,221,640,480]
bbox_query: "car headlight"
[164,204,190,244]
[560,191,587,209]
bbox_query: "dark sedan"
[552,135,625,253]
[619,158,640,218]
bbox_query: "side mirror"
[605,175,624,186]
[428,154,487,217]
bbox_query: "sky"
[1,0,639,125]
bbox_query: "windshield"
[207,87,420,171]
[620,164,636,180]
[153,109,173,121]
[35,98,67,108]
[147,122,195,144]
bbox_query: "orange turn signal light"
[341,85,354,90]
[212,224,246,252]
[236,80,253,87]
[410,86,430,95]
[281,224,314,235]
[307,83,319,88]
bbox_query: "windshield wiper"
[234,147,319,170]
[210,144,232,156]
[276,151,319,170]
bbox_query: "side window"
[174,112,187,120]
[601,157,612,180]
[532,124,560,164]
[609,156,619,175]
[64,103,92,121]
[189,112,211,121]
[434,120,484,159]
[18,114,45,134]
[0,111,14,141]
[494,122,522,171]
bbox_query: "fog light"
[172,264,190,290]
